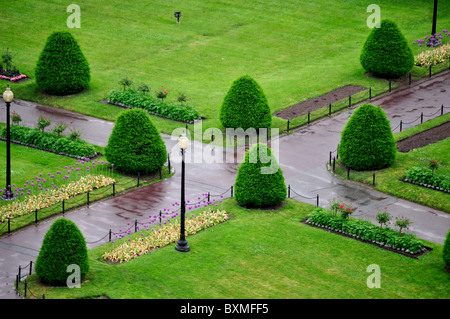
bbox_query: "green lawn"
[24,199,449,299]
[1,0,449,137]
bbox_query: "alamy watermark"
[366,264,381,288]
[67,4,81,28]
[366,4,381,28]
[66,264,81,288]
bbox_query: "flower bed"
[102,209,229,263]
[107,89,201,123]
[0,74,27,82]
[305,208,427,256]
[1,125,97,158]
[404,166,450,193]
[0,175,115,222]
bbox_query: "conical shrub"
[35,31,90,95]
[235,143,286,208]
[220,75,272,130]
[35,218,89,286]
[443,228,450,270]
[105,108,167,175]
[360,19,414,79]
[339,104,396,171]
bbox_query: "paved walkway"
[0,72,449,299]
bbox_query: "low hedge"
[107,89,201,123]
[405,167,450,192]
[1,125,96,158]
[306,208,425,254]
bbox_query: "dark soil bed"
[301,218,432,259]
[274,85,367,120]
[396,120,450,152]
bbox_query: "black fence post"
[316,194,319,207]
[329,103,332,115]
[409,72,412,85]
[211,129,215,142]
[167,153,171,173]
[329,151,332,165]
[231,185,234,197]
[373,173,376,186]
[287,119,290,132]
[23,280,27,298]
[62,199,65,214]
[441,104,444,116]
[87,191,90,207]
[134,220,138,233]
[159,210,162,224]
[8,218,10,233]
[332,157,336,172]
[208,192,210,202]
[29,261,33,276]
[336,144,339,160]
[35,209,38,224]
[347,167,350,180]
[18,265,21,282]
[369,87,372,100]
[159,167,162,180]
[109,229,112,242]
[137,172,140,187]
[421,112,424,124]
[400,120,403,132]
[288,185,291,198]
[348,95,351,107]
[308,112,311,124]
[429,65,432,78]
[113,182,116,196]
[389,80,392,92]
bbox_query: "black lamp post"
[174,12,181,24]
[432,0,438,35]
[2,86,14,200]
[175,133,190,252]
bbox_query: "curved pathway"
[0,72,449,299]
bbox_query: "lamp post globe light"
[3,86,14,200]
[175,133,190,252]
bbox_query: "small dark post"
[24,280,27,298]
[316,194,319,207]
[409,72,412,85]
[109,229,112,242]
[329,103,332,115]
[348,95,351,107]
[432,0,438,35]
[329,151,332,165]
[15,275,19,290]
[159,167,162,180]
[18,266,21,282]
[7,218,10,233]
[389,80,392,92]
[441,104,444,116]
[62,199,65,214]
[35,209,38,224]
[400,120,403,132]
[369,87,372,100]
[288,185,291,198]
[159,210,162,224]
[307,111,311,124]
[29,261,33,276]
[174,11,181,23]
[231,185,234,197]
[332,157,336,172]
[373,173,376,186]
[421,112,424,124]
[287,119,290,132]
[137,172,140,187]
[113,182,116,196]
[336,144,339,160]
[87,191,90,207]
[134,219,138,233]
[208,192,210,202]
[347,167,350,180]
[429,65,432,78]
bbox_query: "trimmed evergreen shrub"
[105,108,167,175]
[339,104,396,171]
[219,75,272,130]
[35,218,89,286]
[443,228,450,270]
[360,19,414,79]
[35,31,90,95]
[235,143,286,208]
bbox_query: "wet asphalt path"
[0,72,449,299]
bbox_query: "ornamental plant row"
[306,208,425,254]
[404,167,450,192]
[102,209,229,263]
[107,89,201,123]
[1,125,96,158]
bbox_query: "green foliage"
[105,108,167,175]
[107,89,200,123]
[35,31,90,95]
[37,116,51,132]
[1,125,96,158]
[35,218,89,286]
[235,143,286,208]
[405,167,450,191]
[443,229,450,269]
[220,75,272,130]
[307,208,425,253]
[339,104,396,171]
[360,19,414,79]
